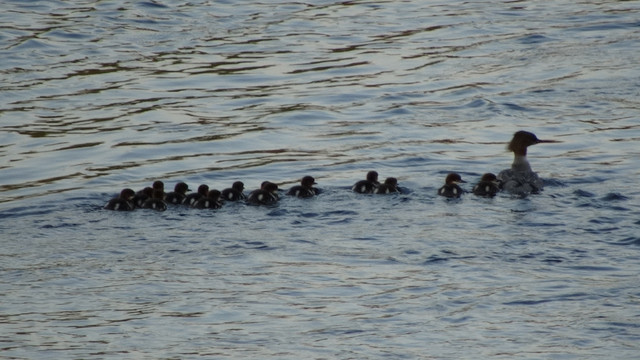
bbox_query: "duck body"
[438,184,465,198]
[497,163,543,195]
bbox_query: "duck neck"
[511,154,532,173]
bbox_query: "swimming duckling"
[374,177,400,194]
[165,182,190,205]
[221,181,246,202]
[133,180,165,207]
[438,173,466,198]
[472,173,500,197]
[141,190,167,211]
[104,188,136,211]
[247,181,279,205]
[352,171,380,194]
[193,189,223,209]
[132,187,153,208]
[286,175,319,198]
[183,184,209,206]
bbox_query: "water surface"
[1,1,640,358]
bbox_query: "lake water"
[1,0,640,358]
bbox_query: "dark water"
[2,1,640,358]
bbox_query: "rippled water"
[2,0,640,358]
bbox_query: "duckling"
[193,189,223,209]
[104,188,136,211]
[247,181,279,205]
[287,176,319,198]
[165,182,190,205]
[352,171,380,194]
[438,173,466,198]
[472,173,500,197]
[374,177,400,194]
[221,181,246,202]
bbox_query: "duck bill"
[537,139,560,144]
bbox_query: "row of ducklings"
[104,171,499,211]
[104,176,316,211]
[354,171,499,198]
